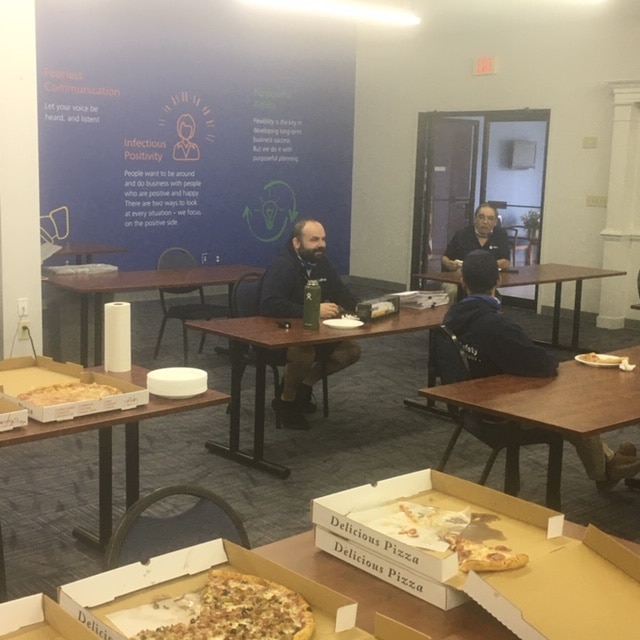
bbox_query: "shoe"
[271,397,310,430]
[295,383,317,414]
[596,442,640,491]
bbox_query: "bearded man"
[259,218,360,430]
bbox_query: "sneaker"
[271,397,310,430]
[295,383,317,414]
[596,442,640,491]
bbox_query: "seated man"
[441,202,511,302]
[443,249,640,490]
[259,218,361,430]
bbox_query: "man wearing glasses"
[441,202,511,301]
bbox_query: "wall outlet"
[19,320,30,341]
[216,255,221,264]
[201,252,208,264]
[17,297,28,317]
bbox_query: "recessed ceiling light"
[237,0,421,27]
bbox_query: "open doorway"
[410,109,550,308]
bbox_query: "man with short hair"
[443,249,640,490]
[259,218,361,430]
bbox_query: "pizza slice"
[442,532,529,573]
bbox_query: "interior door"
[411,115,478,284]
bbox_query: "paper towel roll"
[103,301,131,372]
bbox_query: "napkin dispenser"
[356,295,400,322]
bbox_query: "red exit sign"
[474,56,497,75]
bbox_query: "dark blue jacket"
[259,244,357,318]
[443,295,557,378]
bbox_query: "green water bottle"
[303,279,321,330]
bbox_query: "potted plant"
[520,210,540,238]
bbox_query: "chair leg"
[198,332,207,354]
[437,424,464,472]
[153,318,168,359]
[182,324,189,364]
[271,365,281,429]
[478,448,501,485]
[0,520,7,602]
[503,440,521,496]
[545,437,564,511]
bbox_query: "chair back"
[157,247,202,297]
[231,271,263,318]
[104,485,250,569]
[432,324,471,385]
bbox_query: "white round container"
[146,367,208,399]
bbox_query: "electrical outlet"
[17,297,28,317]
[19,320,30,341]
[216,255,221,264]
[201,252,208,264]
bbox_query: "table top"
[0,365,229,448]
[255,527,585,639]
[415,263,626,288]
[186,306,449,349]
[419,345,640,436]
[43,263,260,294]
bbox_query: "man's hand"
[320,302,340,319]
[442,256,461,272]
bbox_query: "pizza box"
[311,469,565,585]
[464,524,640,640]
[58,538,371,640]
[315,526,469,610]
[0,397,28,431]
[374,613,432,640]
[0,355,148,422]
[0,593,100,640]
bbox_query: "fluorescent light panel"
[238,0,421,26]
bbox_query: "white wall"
[0,1,42,358]
[350,7,640,314]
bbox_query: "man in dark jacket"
[444,249,640,490]
[259,218,360,430]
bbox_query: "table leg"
[80,293,89,367]
[72,427,113,550]
[205,344,290,478]
[0,521,7,602]
[551,281,562,348]
[94,293,104,367]
[504,440,520,496]
[571,280,583,351]
[125,422,140,509]
[546,437,563,511]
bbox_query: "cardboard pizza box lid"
[374,613,432,640]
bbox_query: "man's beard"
[298,246,324,264]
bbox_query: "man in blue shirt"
[444,250,640,490]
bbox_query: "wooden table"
[44,264,260,366]
[0,365,229,599]
[51,242,128,265]
[415,263,626,350]
[186,306,449,478]
[256,526,595,639]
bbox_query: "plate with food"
[575,353,626,368]
[323,318,364,329]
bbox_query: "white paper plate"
[574,353,622,368]
[147,367,208,398]
[394,291,419,297]
[323,318,364,329]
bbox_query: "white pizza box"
[0,355,148,422]
[311,469,565,585]
[464,524,640,640]
[374,613,432,640]
[58,538,371,640]
[315,526,468,610]
[0,593,100,640]
[0,397,28,431]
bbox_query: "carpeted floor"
[1,285,640,600]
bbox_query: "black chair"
[431,324,563,509]
[104,485,250,570]
[153,247,227,363]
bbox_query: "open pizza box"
[374,613,432,640]
[464,524,640,640]
[58,538,374,640]
[311,469,565,587]
[0,397,28,432]
[0,593,99,640]
[0,356,148,422]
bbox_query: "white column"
[597,81,640,329]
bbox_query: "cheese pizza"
[132,568,315,640]
[17,381,122,406]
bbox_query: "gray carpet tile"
[2,291,640,601]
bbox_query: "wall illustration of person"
[173,113,200,161]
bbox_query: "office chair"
[430,324,563,508]
[504,225,533,266]
[230,272,329,428]
[104,485,250,570]
[153,247,227,363]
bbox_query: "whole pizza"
[132,568,315,640]
[17,381,122,406]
